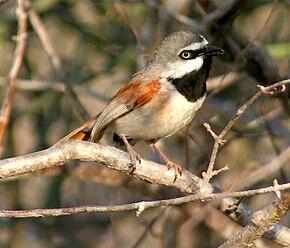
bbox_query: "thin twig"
[0,140,289,211]
[26,0,90,120]
[0,77,110,101]
[131,208,167,248]
[201,79,290,193]
[0,74,233,101]
[1,176,290,218]
[0,0,28,157]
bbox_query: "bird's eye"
[179,50,193,60]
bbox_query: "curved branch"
[0,140,203,193]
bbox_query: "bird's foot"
[119,134,141,173]
[166,161,183,181]
[127,145,141,173]
[149,143,182,181]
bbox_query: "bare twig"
[0,140,202,192]
[26,0,90,120]
[131,208,167,248]
[0,74,234,101]
[0,140,288,196]
[1,166,290,218]
[0,139,290,245]
[0,77,110,101]
[201,79,290,193]
[219,192,290,248]
[0,0,28,157]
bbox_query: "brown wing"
[90,78,162,141]
[115,78,162,109]
[55,78,162,145]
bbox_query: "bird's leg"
[149,143,182,180]
[119,134,141,172]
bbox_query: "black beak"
[202,44,224,57]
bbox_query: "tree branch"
[25,0,90,120]
[201,79,290,192]
[0,0,28,157]
[0,139,290,245]
[219,192,290,248]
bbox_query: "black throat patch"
[169,57,212,102]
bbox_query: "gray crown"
[153,31,206,63]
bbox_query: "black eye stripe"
[179,47,207,60]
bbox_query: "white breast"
[112,87,206,141]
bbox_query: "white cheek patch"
[160,37,208,79]
[161,57,204,78]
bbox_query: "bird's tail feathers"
[53,114,99,146]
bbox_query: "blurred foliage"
[0,0,289,247]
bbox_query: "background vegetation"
[0,0,289,247]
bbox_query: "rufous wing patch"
[54,79,161,146]
[115,79,161,110]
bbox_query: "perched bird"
[57,31,224,178]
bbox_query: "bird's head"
[151,31,224,79]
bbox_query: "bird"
[56,31,224,179]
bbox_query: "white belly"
[112,90,205,141]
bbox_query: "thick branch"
[0,140,203,193]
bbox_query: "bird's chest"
[151,91,206,137]
[113,89,206,140]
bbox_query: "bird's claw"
[166,161,182,181]
[127,147,141,173]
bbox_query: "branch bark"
[219,192,290,248]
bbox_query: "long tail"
[53,114,99,146]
